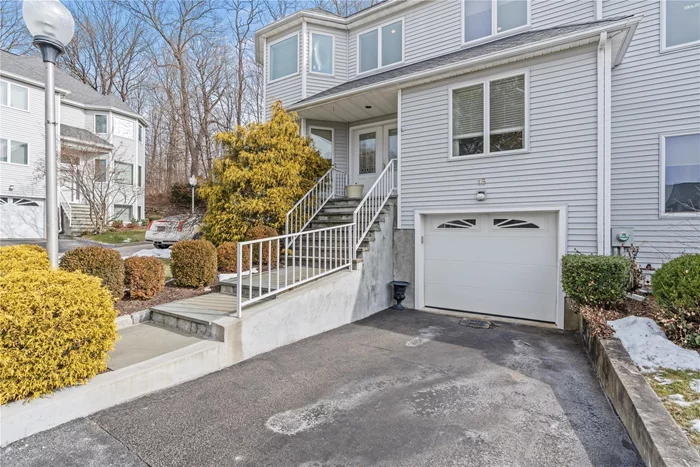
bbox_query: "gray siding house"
[255,0,700,328]
[0,50,148,239]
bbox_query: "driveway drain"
[460,318,492,329]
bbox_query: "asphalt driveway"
[2,310,643,466]
[0,238,152,257]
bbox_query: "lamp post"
[22,0,74,268]
[189,175,197,214]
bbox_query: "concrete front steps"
[67,204,95,233]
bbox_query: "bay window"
[450,73,527,158]
[662,133,700,214]
[358,19,403,73]
[311,32,333,75]
[269,33,298,82]
[463,0,529,44]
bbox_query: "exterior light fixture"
[189,175,197,214]
[476,190,487,201]
[22,0,75,268]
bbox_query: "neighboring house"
[255,0,700,327]
[0,49,148,239]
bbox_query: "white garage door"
[0,197,45,239]
[424,212,558,323]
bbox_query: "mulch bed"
[115,282,214,316]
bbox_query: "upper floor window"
[463,0,529,44]
[358,19,404,74]
[450,73,527,158]
[662,0,700,51]
[310,32,333,75]
[662,132,700,214]
[0,80,29,111]
[138,125,143,143]
[115,161,134,185]
[0,138,29,164]
[95,159,107,182]
[310,127,333,160]
[95,114,108,134]
[269,33,298,82]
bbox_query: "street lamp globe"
[22,0,75,55]
[189,175,197,187]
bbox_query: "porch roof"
[290,15,639,120]
[60,124,113,152]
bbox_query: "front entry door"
[352,127,383,194]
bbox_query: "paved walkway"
[2,310,643,467]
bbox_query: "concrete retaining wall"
[581,323,700,467]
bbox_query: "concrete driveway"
[2,310,643,467]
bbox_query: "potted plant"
[345,183,364,199]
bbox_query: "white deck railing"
[285,167,348,240]
[236,223,354,316]
[58,190,72,231]
[352,159,396,253]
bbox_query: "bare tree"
[0,0,32,53]
[226,0,258,127]
[310,0,379,16]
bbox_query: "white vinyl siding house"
[257,0,698,325]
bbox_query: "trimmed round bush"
[0,269,118,404]
[124,256,165,300]
[171,240,217,287]
[0,244,50,276]
[245,225,279,267]
[217,242,250,273]
[561,254,631,308]
[653,254,700,311]
[59,246,125,300]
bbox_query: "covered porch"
[291,86,400,195]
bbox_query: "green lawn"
[84,228,147,244]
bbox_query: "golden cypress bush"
[124,256,165,300]
[217,242,250,273]
[59,246,125,300]
[171,240,217,287]
[0,244,50,276]
[0,269,118,404]
[245,225,279,267]
[199,102,331,245]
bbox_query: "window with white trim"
[463,0,529,44]
[0,138,28,164]
[310,127,333,160]
[269,34,298,81]
[115,162,134,185]
[662,0,700,50]
[311,32,333,74]
[0,80,29,111]
[138,125,143,143]
[358,19,403,73]
[662,133,700,214]
[451,73,526,157]
[95,114,107,134]
[95,159,107,182]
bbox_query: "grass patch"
[84,228,146,244]
[646,369,700,448]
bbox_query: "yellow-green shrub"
[0,269,118,404]
[59,246,125,300]
[0,244,50,276]
[217,242,250,273]
[171,240,217,287]
[124,256,165,300]
[245,225,279,267]
[200,102,331,245]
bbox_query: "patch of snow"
[668,394,695,407]
[653,376,674,385]
[122,238,132,243]
[691,420,700,434]
[608,316,700,372]
[129,248,171,259]
[691,380,700,394]
[218,269,258,282]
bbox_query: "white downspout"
[595,0,603,20]
[596,31,612,255]
[301,21,308,100]
[397,88,402,229]
[604,32,612,255]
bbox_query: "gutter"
[288,16,641,112]
[0,69,71,96]
[61,99,149,127]
[61,135,113,151]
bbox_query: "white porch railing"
[236,223,354,316]
[285,167,348,240]
[352,159,396,253]
[58,190,72,230]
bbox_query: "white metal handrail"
[352,159,396,253]
[58,190,72,229]
[236,223,354,316]
[285,167,347,241]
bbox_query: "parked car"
[145,214,202,249]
